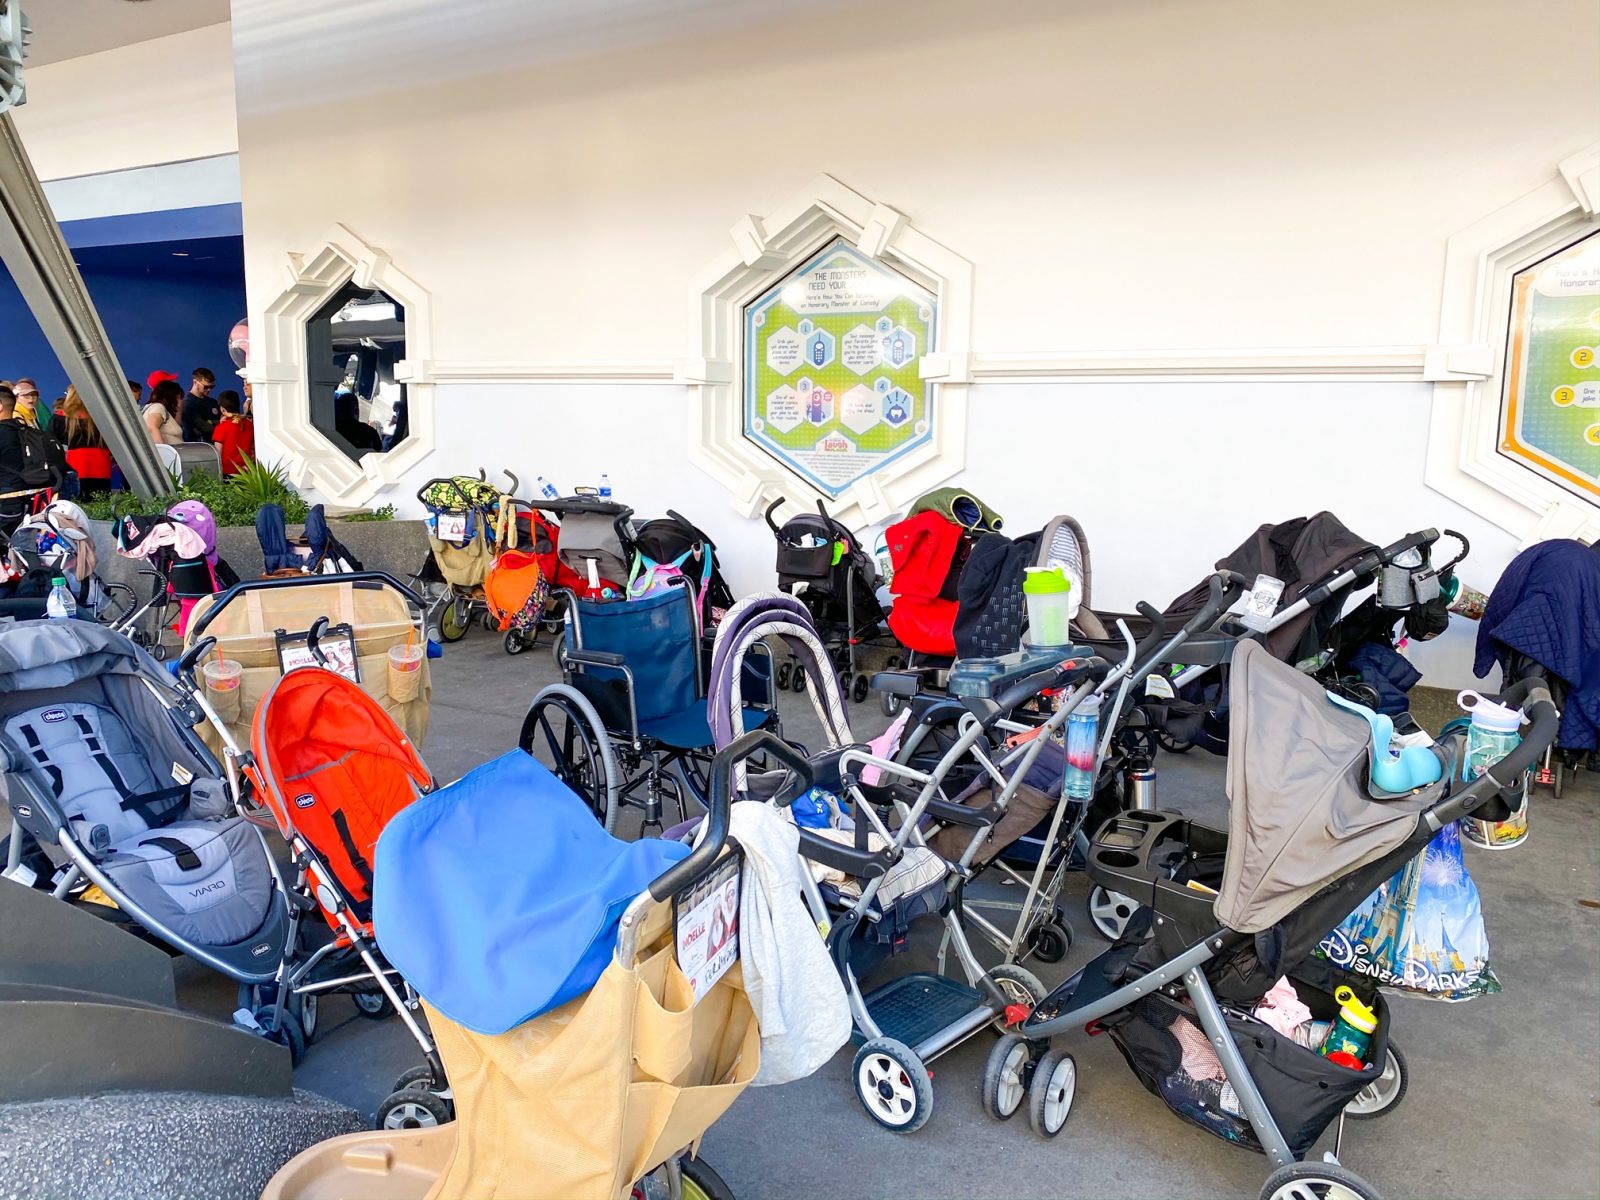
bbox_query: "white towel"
[728,801,852,1086]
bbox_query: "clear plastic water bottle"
[46,576,76,621]
[1458,690,1524,782]
[599,473,612,500]
[535,475,560,500]
[1062,693,1101,799]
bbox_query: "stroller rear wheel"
[1027,1049,1076,1138]
[791,663,808,693]
[851,673,870,703]
[775,661,793,690]
[504,630,526,655]
[1259,1161,1382,1200]
[1088,885,1139,942]
[987,963,1047,1033]
[351,989,395,1020]
[377,1086,452,1130]
[852,1037,933,1133]
[439,595,471,642]
[982,1034,1031,1121]
[1345,1042,1407,1120]
[252,1004,306,1066]
[632,1156,736,1200]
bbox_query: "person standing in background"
[212,390,254,475]
[144,379,184,446]
[128,378,143,408]
[182,367,220,443]
[50,386,113,497]
[11,378,41,428]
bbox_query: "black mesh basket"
[1106,961,1389,1158]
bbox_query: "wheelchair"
[518,580,777,834]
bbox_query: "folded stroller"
[483,498,560,656]
[0,621,293,1003]
[262,737,782,1200]
[3,498,115,617]
[764,497,892,702]
[993,639,1560,1200]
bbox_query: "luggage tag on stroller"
[673,848,742,1002]
[1239,574,1284,632]
[435,512,468,542]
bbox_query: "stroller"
[991,640,1560,1200]
[112,501,240,639]
[2,498,116,618]
[630,508,736,632]
[414,472,514,641]
[261,735,784,1200]
[0,621,295,1017]
[257,504,365,579]
[482,497,561,656]
[765,497,892,702]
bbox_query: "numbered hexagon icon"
[803,386,835,426]
[840,385,882,434]
[842,324,881,375]
[805,327,836,371]
[765,385,802,433]
[882,387,913,428]
[880,325,917,369]
[766,326,803,376]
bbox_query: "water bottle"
[1457,689,1530,849]
[535,475,560,500]
[46,576,76,621]
[599,473,612,500]
[1062,694,1101,800]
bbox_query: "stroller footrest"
[860,972,984,1049]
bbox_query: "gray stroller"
[990,639,1560,1200]
[0,622,294,1000]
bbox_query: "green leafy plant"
[343,504,396,523]
[81,459,311,527]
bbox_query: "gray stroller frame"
[996,644,1561,1200]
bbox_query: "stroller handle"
[1428,677,1560,828]
[763,497,786,536]
[646,731,815,901]
[186,571,427,642]
[176,635,217,682]
[1437,528,1470,575]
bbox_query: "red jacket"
[213,416,255,475]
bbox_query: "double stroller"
[987,640,1560,1200]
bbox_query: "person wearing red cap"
[143,378,184,446]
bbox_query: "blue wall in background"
[0,230,245,405]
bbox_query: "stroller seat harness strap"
[137,835,204,872]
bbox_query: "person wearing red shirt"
[212,390,255,475]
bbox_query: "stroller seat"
[4,700,275,947]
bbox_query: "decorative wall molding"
[1425,144,1600,547]
[249,223,434,507]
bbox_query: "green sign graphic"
[1503,231,1600,501]
[743,239,936,496]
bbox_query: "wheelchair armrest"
[870,670,922,698]
[7,773,67,845]
[567,649,626,668]
[795,827,889,880]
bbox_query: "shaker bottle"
[1062,694,1101,800]
[388,642,425,703]
[1023,567,1073,648]
[1321,986,1377,1065]
[1457,689,1530,849]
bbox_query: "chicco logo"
[293,793,316,809]
[41,708,67,723]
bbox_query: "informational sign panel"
[743,239,937,496]
[1501,231,1600,502]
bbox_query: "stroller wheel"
[1027,1050,1076,1138]
[149,642,168,663]
[439,596,471,642]
[982,1035,1032,1121]
[1088,885,1138,942]
[252,1004,306,1066]
[504,630,526,655]
[791,663,808,693]
[677,1156,735,1200]
[1345,1042,1407,1120]
[480,610,497,632]
[551,637,568,673]
[987,963,1047,1033]
[852,1037,933,1133]
[852,673,870,703]
[377,1086,453,1130]
[351,989,395,1020]
[391,1064,447,1094]
[1156,730,1193,754]
[1028,919,1073,964]
[776,661,793,690]
[880,691,903,719]
[295,992,319,1043]
[1260,1161,1382,1200]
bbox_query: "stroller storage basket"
[1107,961,1389,1159]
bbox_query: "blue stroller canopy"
[372,750,689,1034]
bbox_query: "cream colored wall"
[13,22,236,180]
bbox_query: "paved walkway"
[175,633,1600,1200]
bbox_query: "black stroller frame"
[412,469,518,643]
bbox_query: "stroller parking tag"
[1239,573,1284,632]
[673,847,742,1002]
[435,512,468,543]
[275,623,362,683]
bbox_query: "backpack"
[16,423,63,491]
[628,511,728,627]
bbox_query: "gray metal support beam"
[0,112,167,497]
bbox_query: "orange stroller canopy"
[252,668,432,911]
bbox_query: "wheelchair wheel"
[519,688,618,832]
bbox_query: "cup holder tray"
[1086,810,1229,922]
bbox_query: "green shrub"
[343,504,396,523]
[81,460,310,527]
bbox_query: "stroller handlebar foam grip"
[647,730,816,901]
[1380,528,1439,562]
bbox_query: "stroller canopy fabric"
[1216,641,1440,934]
[0,620,173,695]
[373,750,689,1034]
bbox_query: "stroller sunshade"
[373,750,690,1035]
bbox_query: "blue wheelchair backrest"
[568,584,701,724]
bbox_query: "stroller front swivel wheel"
[851,672,870,703]
[1028,918,1073,964]
[251,1004,306,1066]
[1260,1161,1382,1200]
[1027,1049,1076,1138]
[377,1086,453,1130]
[982,1034,1032,1121]
[351,989,395,1020]
[503,630,526,655]
[852,1037,933,1133]
[1345,1042,1407,1120]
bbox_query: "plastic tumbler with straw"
[202,654,244,725]
[388,629,424,703]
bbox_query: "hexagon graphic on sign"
[764,385,801,433]
[804,327,836,371]
[765,327,803,376]
[841,324,880,375]
[801,384,834,426]
[840,384,881,435]
[880,325,917,370]
[882,387,913,428]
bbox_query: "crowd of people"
[0,366,256,501]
